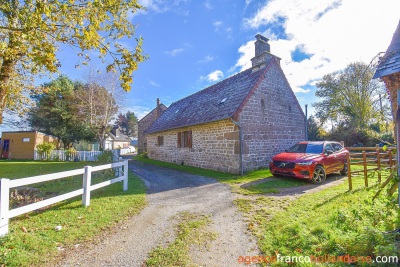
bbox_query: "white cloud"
[201,70,224,82]
[138,0,168,13]
[213,20,223,31]
[231,40,253,71]
[136,0,190,16]
[204,0,212,9]
[198,55,214,63]
[165,48,184,57]
[237,0,400,94]
[149,80,160,87]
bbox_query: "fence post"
[347,153,352,190]
[376,147,381,183]
[123,160,128,191]
[0,179,10,236]
[82,166,92,207]
[363,151,368,187]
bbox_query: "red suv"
[269,141,349,183]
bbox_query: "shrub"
[65,147,77,161]
[97,150,115,163]
[36,142,55,160]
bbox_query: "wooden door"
[1,139,10,159]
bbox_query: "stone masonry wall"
[238,61,305,172]
[138,105,167,154]
[147,119,240,173]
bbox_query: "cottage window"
[177,131,192,148]
[158,136,164,146]
[22,138,30,143]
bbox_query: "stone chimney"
[251,34,280,67]
[156,98,161,118]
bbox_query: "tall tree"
[115,111,138,137]
[0,0,146,124]
[307,116,325,141]
[75,81,118,149]
[314,62,390,130]
[29,76,95,148]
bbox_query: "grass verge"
[238,178,400,266]
[0,160,147,267]
[145,212,217,267]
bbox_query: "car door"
[323,143,336,174]
[332,142,347,171]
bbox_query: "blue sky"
[1,0,400,134]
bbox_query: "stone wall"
[147,119,240,173]
[238,60,305,172]
[137,105,167,154]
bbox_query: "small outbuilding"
[0,131,57,159]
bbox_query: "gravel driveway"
[55,160,259,266]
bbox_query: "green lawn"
[0,160,147,267]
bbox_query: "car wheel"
[340,162,347,175]
[311,166,326,184]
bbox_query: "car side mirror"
[325,149,334,155]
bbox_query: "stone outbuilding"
[137,98,167,154]
[144,35,306,174]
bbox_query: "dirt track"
[55,160,259,267]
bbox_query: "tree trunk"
[0,59,16,124]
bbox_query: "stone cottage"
[144,34,306,174]
[137,98,167,154]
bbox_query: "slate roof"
[145,59,273,134]
[373,20,400,79]
[109,128,130,142]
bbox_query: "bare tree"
[76,70,122,149]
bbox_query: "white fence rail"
[34,150,121,161]
[0,160,129,236]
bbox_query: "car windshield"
[286,143,324,154]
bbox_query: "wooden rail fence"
[0,160,128,236]
[346,145,396,190]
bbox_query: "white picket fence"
[0,160,129,236]
[34,149,122,161]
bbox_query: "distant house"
[144,34,305,174]
[104,126,131,150]
[0,131,57,159]
[373,20,400,120]
[137,98,167,154]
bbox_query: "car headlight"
[297,161,313,166]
